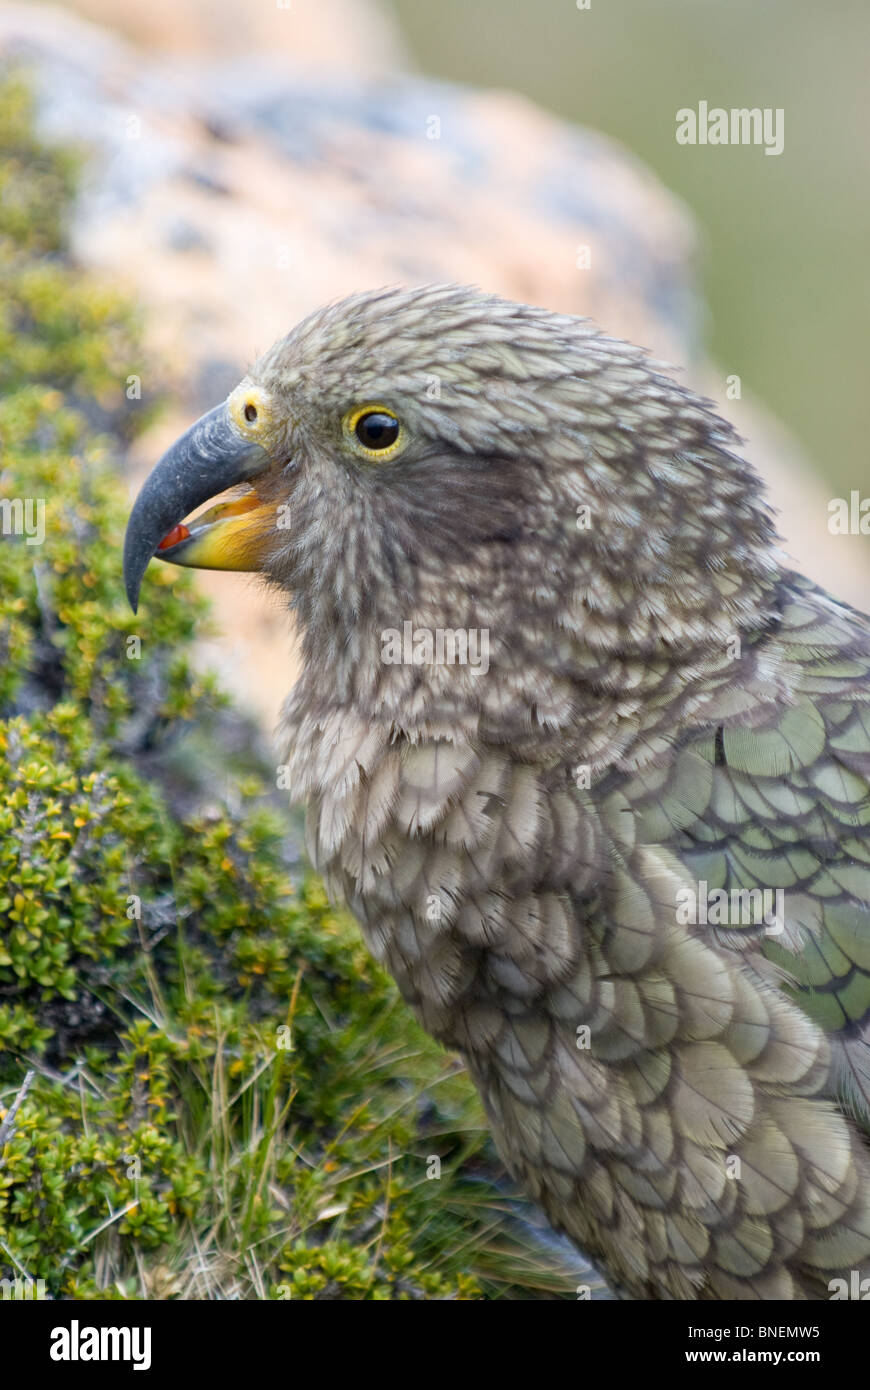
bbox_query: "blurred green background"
[392,0,869,495]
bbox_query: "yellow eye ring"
[343,403,406,460]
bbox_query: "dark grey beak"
[123,402,270,612]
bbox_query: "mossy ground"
[0,75,579,1299]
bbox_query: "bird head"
[124,285,780,728]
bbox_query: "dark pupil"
[356,412,399,450]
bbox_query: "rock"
[64,0,409,70]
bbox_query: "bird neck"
[288,534,786,771]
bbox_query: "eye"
[344,404,405,460]
[355,411,399,450]
[244,402,258,423]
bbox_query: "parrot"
[123,284,870,1299]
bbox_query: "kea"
[124,284,870,1300]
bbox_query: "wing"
[620,572,870,1125]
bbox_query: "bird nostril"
[244,402,258,423]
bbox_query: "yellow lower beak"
[155,489,280,571]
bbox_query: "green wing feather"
[624,573,870,1123]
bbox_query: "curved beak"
[123,403,275,612]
